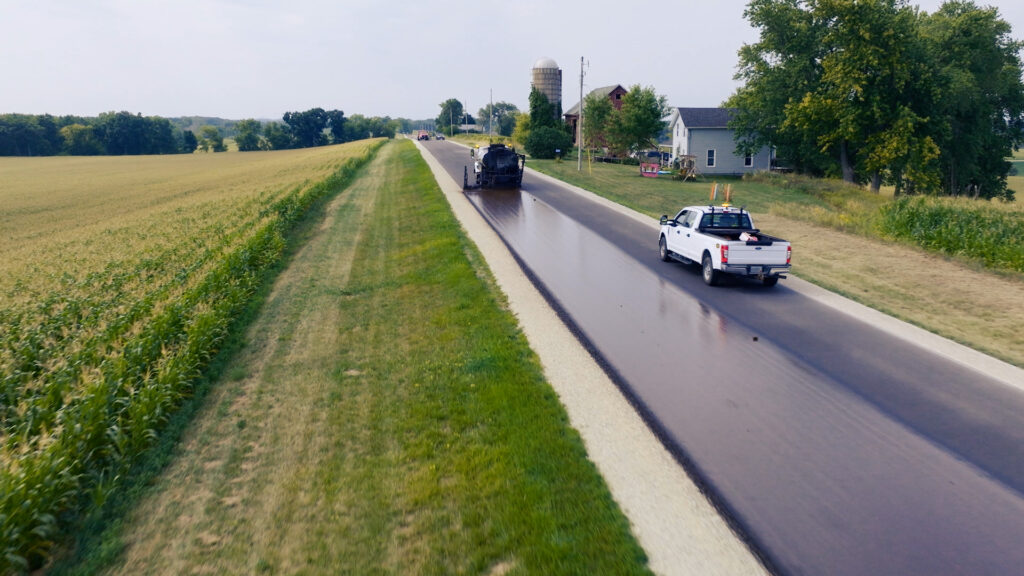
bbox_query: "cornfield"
[878,196,1024,273]
[0,140,383,572]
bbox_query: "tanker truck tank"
[463,143,526,190]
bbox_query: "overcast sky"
[2,0,1023,122]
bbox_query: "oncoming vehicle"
[416,130,430,141]
[658,204,791,286]
[463,143,526,189]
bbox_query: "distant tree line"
[235,108,404,151]
[729,0,1024,200]
[0,111,197,156]
[0,109,421,156]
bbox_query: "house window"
[744,153,753,167]
[706,149,716,167]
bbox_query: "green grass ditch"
[40,139,653,575]
[0,141,384,574]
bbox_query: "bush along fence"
[878,196,1024,273]
[0,141,383,573]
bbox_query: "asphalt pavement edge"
[414,139,769,576]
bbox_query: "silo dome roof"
[533,57,558,69]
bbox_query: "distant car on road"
[435,134,445,140]
[416,130,430,141]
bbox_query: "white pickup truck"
[659,205,791,286]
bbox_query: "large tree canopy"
[729,0,1023,199]
[607,85,667,157]
[234,119,264,151]
[437,99,464,136]
[283,108,328,148]
[524,88,572,158]
[580,90,614,151]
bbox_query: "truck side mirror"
[660,215,668,225]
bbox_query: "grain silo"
[531,57,562,117]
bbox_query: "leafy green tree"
[729,0,831,175]
[731,0,1022,197]
[785,0,937,191]
[581,90,614,151]
[0,114,60,156]
[148,117,179,154]
[326,109,346,143]
[96,111,150,155]
[283,108,328,148]
[529,87,558,129]
[181,130,199,153]
[198,125,226,152]
[235,119,263,151]
[437,99,464,136]
[511,112,531,148]
[921,1,1024,200]
[524,125,573,159]
[59,123,104,155]
[607,85,667,157]
[263,122,293,150]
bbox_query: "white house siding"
[690,128,771,176]
[669,107,771,176]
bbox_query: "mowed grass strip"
[74,140,649,575]
[529,159,1024,367]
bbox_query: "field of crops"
[879,196,1024,272]
[0,140,382,571]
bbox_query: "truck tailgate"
[727,243,790,265]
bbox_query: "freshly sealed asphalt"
[422,140,1024,576]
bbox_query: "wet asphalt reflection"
[424,141,1024,576]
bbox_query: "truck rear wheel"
[702,253,720,286]
[762,276,779,287]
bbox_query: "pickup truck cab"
[659,205,791,286]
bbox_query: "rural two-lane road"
[419,140,1024,576]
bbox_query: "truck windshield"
[701,213,752,229]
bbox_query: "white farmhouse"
[668,107,772,176]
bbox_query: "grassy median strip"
[55,140,650,575]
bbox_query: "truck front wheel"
[702,253,720,286]
[659,236,670,262]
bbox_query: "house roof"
[673,107,736,128]
[564,84,626,117]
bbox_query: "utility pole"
[578,56,585,172]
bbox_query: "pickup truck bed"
[659,205,791,286]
